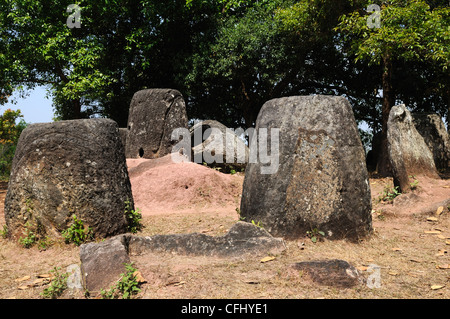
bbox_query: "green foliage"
[0,225,8,239]
[251,219,263,228]
[19,222,38,248]
[62,214,93,246]
[378,185,401,203]
[409,175,420,190]
[101,263,142,299]
[40,267,68,299]
[124,200,143,234]
[1,0,448,137]
[337,0,449,69]
[0,109,26,180]
[306,227,325,243]
[18,221,50,249]
[37,236,51,251]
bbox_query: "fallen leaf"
[260,256,276,263]
[166,280,185,287]
[37,274,53,279]
[434,227,444,232]
[436,234,446,239]
[424,230,441,234]
[436,264,450,269]
[446,240,450,245]
[133,271,147,284]
[442,186,450,188]
[17,285,31,290]
[409,259,421,263]
[15,276,30,282]
[389,271,399,276]
[436,206,444,216]
[392,247,402,252]
[427,217,439,222]
[431,285,445,290]
[173,281,186,287]
[32,278,50,286]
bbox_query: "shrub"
[124,200,143,234]
[101,263,142,299]
[18,222,37,248]
[62,214,93,246]
[41,267,68,299]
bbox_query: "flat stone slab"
[78,222,285,292]
[127,221,286,257]
[292,259,363,288]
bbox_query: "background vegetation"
[1,0,448,175]
[0,109,26,180]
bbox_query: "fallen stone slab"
[78,222,285,292]
[292,259,363,288]
[127,221,286,257]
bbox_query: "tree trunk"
[71,99,82,119]
[377,53,395,177]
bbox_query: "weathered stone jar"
[240,95,373,241]
[4,118,134,240]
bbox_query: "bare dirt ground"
[0,157,449,299]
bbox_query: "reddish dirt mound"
[371,175,450,217]
[127,155,244,216]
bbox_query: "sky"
[1,86,55,124]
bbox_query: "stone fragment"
[125,89,188,159]
[66,264,83,290]
[4,119,134,240]
[387,105,440,192]
[80,235,130,292]
[240,95,372,240]
[292,259,364,288]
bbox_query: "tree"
[184,0,378,128]
[0,108,26,179]
[0,1,228,126]
[337,0,449,175]
[0,1,119,120]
